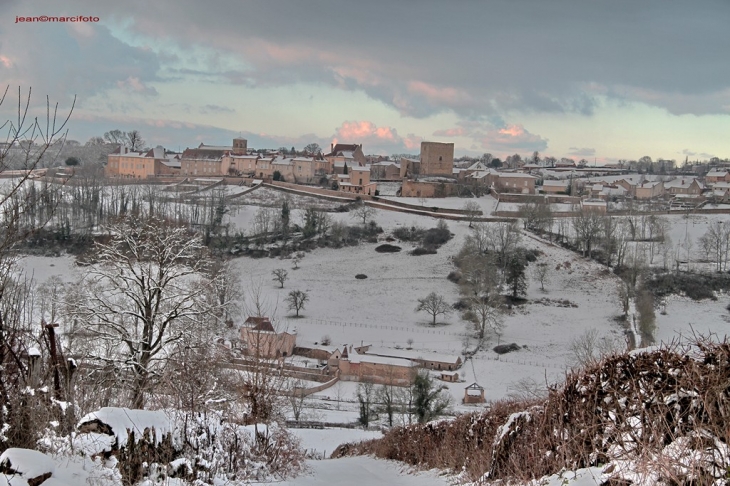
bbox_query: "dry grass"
[334,337,730,485]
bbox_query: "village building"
[541,179,570,194]
[419,141,454,177]
[337,165,377,195]
[106,146,181,179]
[457,161,491,182]
[399,157,421,179]
[355,346,463,371]
[240,317,296,359]
[370,161,401,181]
[325,143,366,171]
[493,172,537,194]
[329,345,417,385]
[664,177,704,196]
[706,170,730,184]
[635,180,664,199]
[440,371,460,382]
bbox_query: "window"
[439,156,442,161]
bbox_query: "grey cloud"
[8,0,730,120]
[200,104,235,114]
[568,147,596,157]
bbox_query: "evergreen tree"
[412,371,451,423]
[281,200,290,238]
[505,253,527,298]
[343,162,348,175]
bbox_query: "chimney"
[331,143,334,152]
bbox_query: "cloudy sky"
[1,0,729,160]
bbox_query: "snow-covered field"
[13,191,730,485]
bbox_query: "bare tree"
[70,216,221,408]
[462,201,481,228]
[286,290,308,317]
[573,209,603,258]
[272,268,289,288]
[103,129,126,145]
[532,262,551,291]
[415,292,452,325]
[465,293,504,342]
[351,203,375,226]
[0,86,74,449]
[569,328,624,368]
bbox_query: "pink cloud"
[408,81,471,105]
[331,120,423,155]
[479,123,548,152]
[116,76,158,96]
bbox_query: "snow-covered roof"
[707,170,729,177]
[350,166,369,172]
[466,161,489,171]
[198,144,232,151]
[364,346,462,365]
[664,177,701,189]
[347,349,416,367]
[496,172,537,179]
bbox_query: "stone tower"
[420,141,454,177]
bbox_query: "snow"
[77,408,173,450]
[274,456,449,486]
[289,427,382,457]
[27,347,40,357]
[0,448,55,479]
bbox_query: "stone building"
[419,141,454,177]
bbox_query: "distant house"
[325,143,366,172]
[440,371,459,382]
[328,345,462,385]
[337,165,377,195]
[106,146,180,179]
[542,179,570,194]
[664,177,703,196]
[330,345,417,385]
[635,181,664,199]
[180,144,229,176]
[370,161,401,181]
[463,383,485,404]
[706,170,730,184]
[494,172,537,195]
[240,317,296,359]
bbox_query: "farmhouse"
[330,346,416,385]
[240,317,296,359]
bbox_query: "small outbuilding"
[463,382,486,404]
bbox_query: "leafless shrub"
[336,338,730,485]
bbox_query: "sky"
[1,0,729,161]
